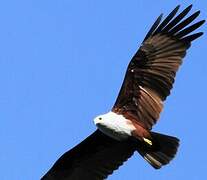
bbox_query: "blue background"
[0,1,206,179]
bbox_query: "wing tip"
[146,4,205,42]
[186,4,193,10]
[143,13,163,42]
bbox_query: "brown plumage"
[42,5,205,180]
[113,4,205,130]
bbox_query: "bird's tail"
[137,132,179,169]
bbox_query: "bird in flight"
[42,5,205,180]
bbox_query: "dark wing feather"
[162,5,193,33]
[143,13,163,42]
[113,5,205,130]
[153,5,180,35]
[41,130,137,180]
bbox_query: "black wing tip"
[153,5,181,35]
[201,19,206,26]
[143,4,205,43]
[175,19,205,39]
[157,13,164,21]
[196,20,206,30]
[179,4,193,12]
[182,32,204,43]
[143,13,163,42]
[146,4,205,40]
[186,4,193,10]
[172,5,181,14]
[194,10,201,16]
[175,5,181,9]
[196,32,204,37]
[159,13,164,21]
[173,5,180,13]
[173,5,180,14]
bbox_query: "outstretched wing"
[41,130,137,180]
[113,5,205,130]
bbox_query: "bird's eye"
[99,117,102,120]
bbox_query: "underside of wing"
[113,5,205,130]
[41,130,137,180]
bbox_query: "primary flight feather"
[42,5,205,180]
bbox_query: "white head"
[93,111,135,141]
[93,111,117,126]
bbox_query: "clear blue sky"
[0,1,206,180]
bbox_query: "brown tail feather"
[137,132,179,169]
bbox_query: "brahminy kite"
[42,5,205,180]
